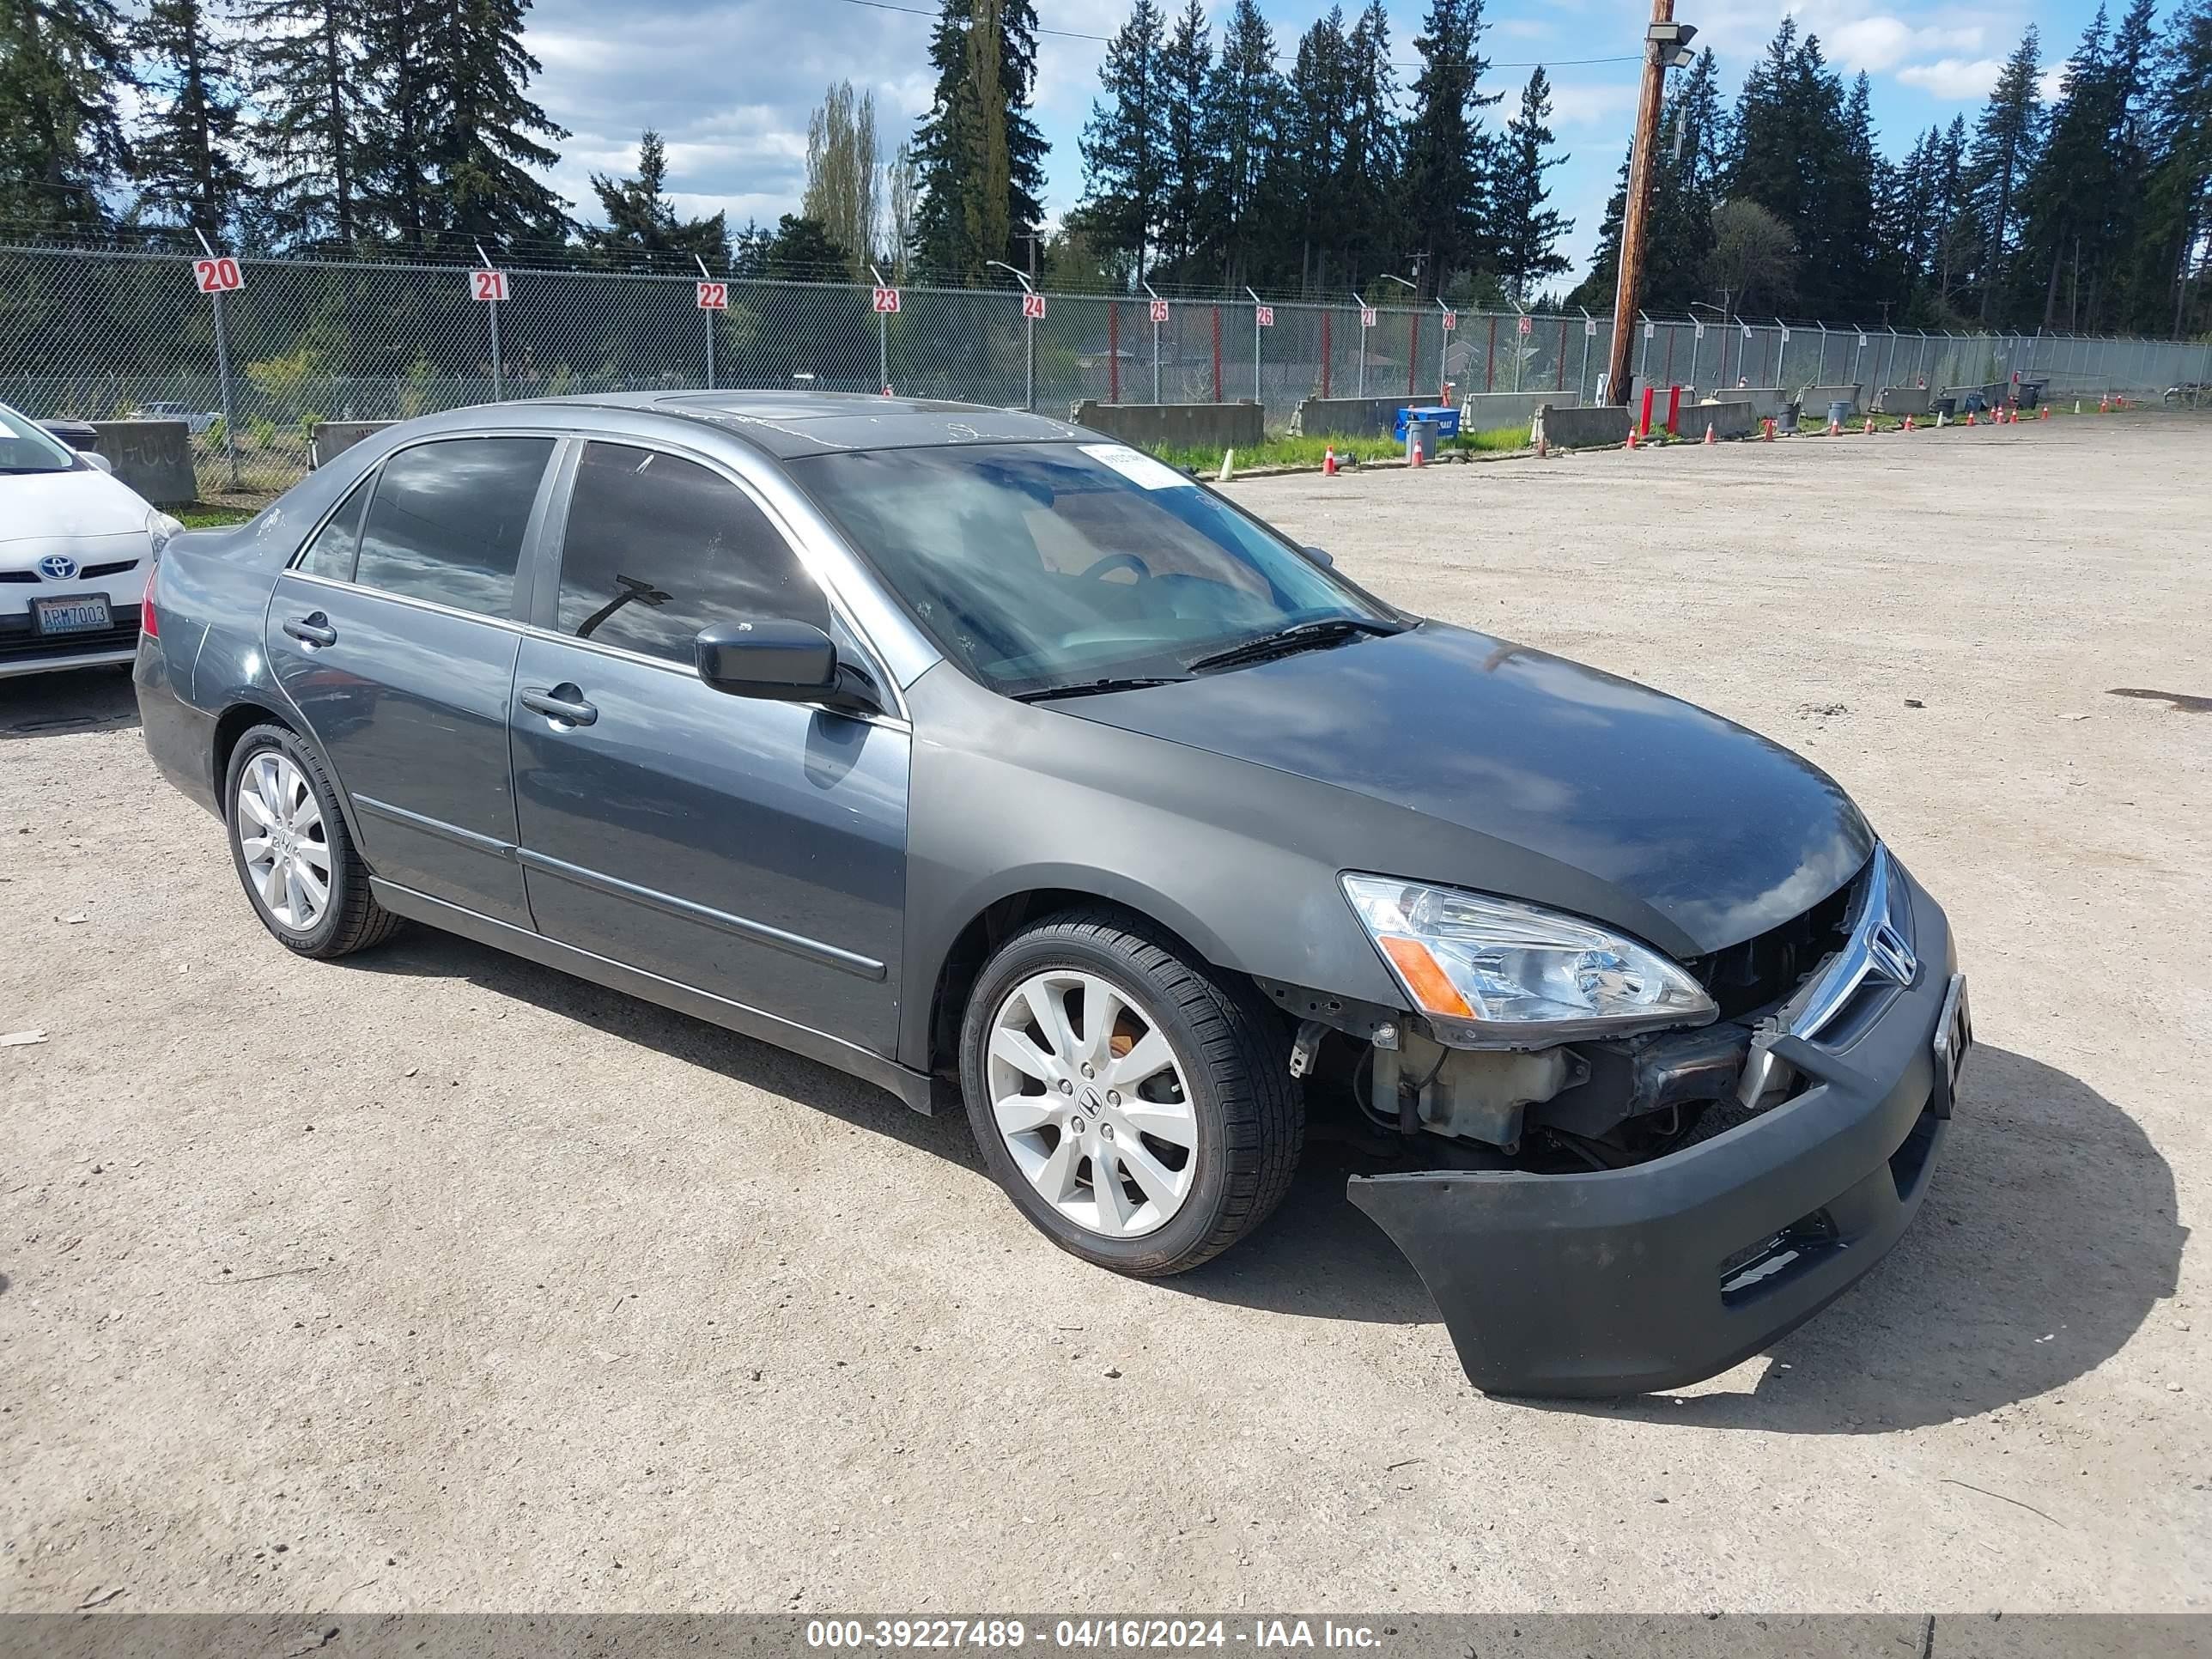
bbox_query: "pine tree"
[1490,67,1571,301]
[585,131,728,268]
[1337,0,1401,283]
[1202,0,1279,288]
[910,0,1046,279]
[1279,9,1349,291]
[1079,0,1169,281]
[0,0,133,233]
[1966,26,2044,321]
[2141,0,2212,336]
[245,0,368,247]
[131,0,250,239]
[1399,0,1494,294]
[1571,47,1719,315]
[1727,21,1848,312]
[1156,0,1212,280]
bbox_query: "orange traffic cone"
[2099,395,2110,413]
[1626,428,1638,451]
[1704,422,1717,446]
[1761,418,1775,441]
[1409,435,1425,468]
[1322,445,1338,476]
[1965,410,1977,426]
[2040,405,2051,420]
[1863,417,1874,435]
[1903,415,1915,432]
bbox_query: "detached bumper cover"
[1348,866,1961,1398]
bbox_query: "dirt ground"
[3,415,2206,1615]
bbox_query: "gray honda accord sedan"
[137,392,1970,1396]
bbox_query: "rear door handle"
[283,612,337,647]
[520,684,599,727]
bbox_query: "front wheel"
[958,909,1303,1276]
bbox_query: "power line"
[821,0,1638,68]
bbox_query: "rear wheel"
[958,909,1303,1276]
[223,723,399,958]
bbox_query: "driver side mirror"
[1302,544,1334,568]
[695,620,881,714]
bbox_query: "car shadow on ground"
[342,922,2185,1432]
[0,665,140,741]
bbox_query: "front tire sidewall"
[223,726,352,957]
[961,930,1234,1277]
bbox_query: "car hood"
[0,467,153,549]
[1066,621,1875,956]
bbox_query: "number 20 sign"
[191,256,243,295]
[471,268,510,303]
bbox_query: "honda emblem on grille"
[1867,920,1917,988]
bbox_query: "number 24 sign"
[1020,292,1047,320]
[471,268,510,302]
[191,256,243,295]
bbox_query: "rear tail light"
[141,565,159,637]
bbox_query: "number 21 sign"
[471,268,509,303]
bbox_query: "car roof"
[514,390,1091,460]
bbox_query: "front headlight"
[146,509,184,558]
[1341,874,1717,1048]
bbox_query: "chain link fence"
[3,241,2207,499]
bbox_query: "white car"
[1,401,184,678]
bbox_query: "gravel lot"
[3,415,2206,1614]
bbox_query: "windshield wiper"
[1012,676,1191,703]
[1185,617,1401,674]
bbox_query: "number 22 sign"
[696,281,729,310]
[191,257,243,295]
[471,268,509,303]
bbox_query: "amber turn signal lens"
[1377,935,1474,1019]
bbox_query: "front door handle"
[520,684,599,727]
[283,612,337,647]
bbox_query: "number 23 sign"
[470,268,510,303]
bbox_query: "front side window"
[353,437,553,617]
[790,441,1392,696]
[553,442,830,664]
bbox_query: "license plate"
[32,594,112,635]
[1931,973,1972,1117]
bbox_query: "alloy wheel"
[986,970,1198,1239]
[234,750,331,933]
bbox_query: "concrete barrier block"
[1458,391,1557,433]
[86,420,196,505]
[1071,401,1264,451]
[1532,403,1633,450]
[1286,396,1411,439]
[1873,386,1931,416]
[310,420,397,469]
[1686,398,1762,441]
[1797,383,1864,416]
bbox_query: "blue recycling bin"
[1394,404,1461,441]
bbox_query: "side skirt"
[368,878,936,1115]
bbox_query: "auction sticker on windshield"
[1079,442,1194,490]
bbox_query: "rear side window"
[295,473,373,580]
[353,437,554,618]
[554,442,829,664]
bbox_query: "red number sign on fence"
[1254,305,1273,327]
[191,257,243,294]
[1020,292,1046,320]
[1441,311,1456,331]
[1359,307,1376,329]
[696,281,728,310]
[471,269,509,302]
[872,286,901,313]
[1148,299,1170,325]
[1516,313,1534,336]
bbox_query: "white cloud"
[1897,56,2005,98]
[1820,15,1984,72]
[1546,82,1639,129]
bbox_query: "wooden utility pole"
[1606,0,1674,405]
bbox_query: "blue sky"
[521,0,2111,283]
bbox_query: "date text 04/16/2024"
[804,1620,1386,1650]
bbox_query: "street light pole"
[1607,1,1697,405]
[987,258,1037,411]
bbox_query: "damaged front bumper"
[1347,860,1966,1398]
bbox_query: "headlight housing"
[1341,873,1717,1048]
[146,508,184,558]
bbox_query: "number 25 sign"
[470,268,510,303]
[191,256,243,295]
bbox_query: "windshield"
[0,404,79,475]
[791,441,1396,696]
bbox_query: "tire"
[958,908,1303,1276]
[222,722,400,959]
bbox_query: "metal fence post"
[211,289,239,489]
[1244,286,1264,405]
[1579,309,1595,403]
